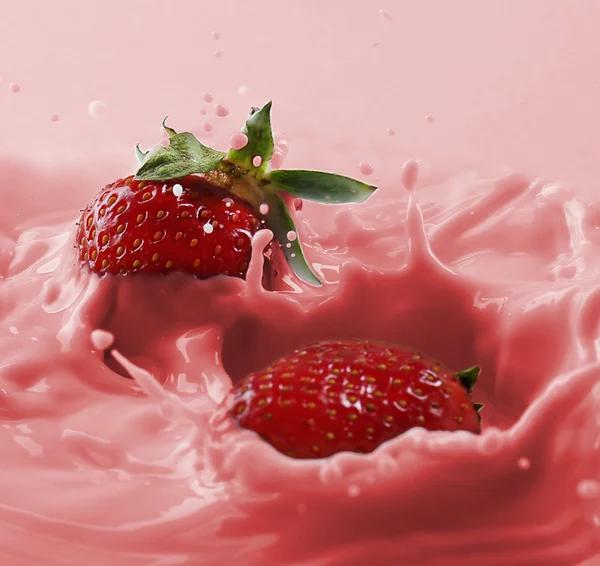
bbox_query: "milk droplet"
[271,140,289,169]
[91,329,115,350]
[425,114,435,123]
[348,485,361,497]
[173,184,183,197]
[386,128,396,136]
[359,162,374,176]
[88,100,108,118]
[271,151,283,169]
[160,130,170,147]
[214,49,223,58]
[287,230,297,242]
[50,113,60,122]
[200,108,207,115]
[202,92,213,103]
[9,83,20,94]
[380,9,393,21]
[372,40,382,48]
[203,223,214,234]
[252,155,262,167]
[401,159,420,191]
[577,479,600,499]
[211,30,220,40]
[215,104,229,117]
[259,203,269,215]
[202,121,213,132]
[9,327,18,335]
[238,85,249,97]
[286,243,292,249]
[517,457,531,470]
[291,253,296,258]
[230,132,248,150]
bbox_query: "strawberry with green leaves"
[76,102,377,284]
[224,340,483,459]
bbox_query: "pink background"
[1,0,599,190]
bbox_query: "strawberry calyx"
[456,365,480,392]
[456,365,484,416]
[134,102,378,286]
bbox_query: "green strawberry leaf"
[135,144,149,164]
[269,169,377,204]
[135,119,226,181]
[228,102,274,174]
[456,366,480,392]
[260,191,322,287]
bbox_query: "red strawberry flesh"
[77,174,262,278]
[227,340,481,459]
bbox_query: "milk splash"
[0,138,599,565]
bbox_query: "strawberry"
[77,173,262,278]
[76,103,378,284]
[225,340,483,459]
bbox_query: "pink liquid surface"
[1,1,600,565]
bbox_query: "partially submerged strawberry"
[77,173,262,278]
[76,103,377,284]
[225,340,483,459]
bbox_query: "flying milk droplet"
[212,30,220,40]
[88,100,108,118]
[425,114,435,123]
[386,128,396,136]
[173,184,183,197]
[50,113,60,122]
[202,121,213,132]
[517,457,531,470]
[230,132,248,150]
[380,8,393,21]
[160,130,170,147]
[359,162,374,176]
[271,139,289,169]
[214,49,223,58]
[401,160,420,192]
[259,203,269,215]
[202,92,213,103]
[215,104,229,117]
[287,230,297,242]
[252,155,262,167]
[9,83,20,94]
[203,222,214,234]
[90,329,115,350]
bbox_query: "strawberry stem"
[132,102,378,286]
